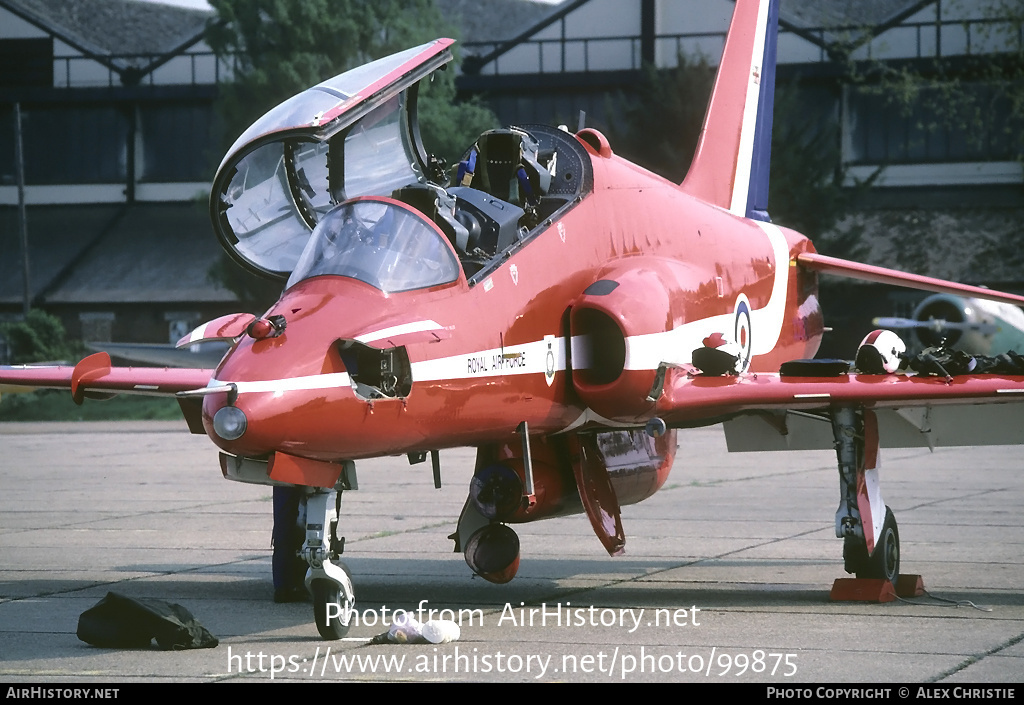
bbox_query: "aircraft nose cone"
[203,391,300,458]
[202,277,422,461]
[200,374,373,462]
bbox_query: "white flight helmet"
[856,329,907,374]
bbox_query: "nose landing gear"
[303,489,356,640]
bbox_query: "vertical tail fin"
[680,0,778,222]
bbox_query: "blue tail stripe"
[746,0,779,223]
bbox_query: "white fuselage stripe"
[750,220,789,353]
[209,372,351,394]
[179,321,209,347]
[413,337,567,381]
[355,319,444,344]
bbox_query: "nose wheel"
[303,489,356,640]
[310,562,356,640]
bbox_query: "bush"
[0,310,78,364]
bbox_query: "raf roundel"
[734,294,753,372]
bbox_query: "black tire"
[842,533,869,575]
[312,568,354,640]
[845,507,899,585]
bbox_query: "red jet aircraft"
[4,0,1024,639]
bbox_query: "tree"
[765,84,872,258]
[207,0,495,158]
[417,65,499,165]
[608,54,716,184]
[610,56,865,248]
[210,0,426,142]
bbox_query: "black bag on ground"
[77,591,218,650]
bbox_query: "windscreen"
[287,199,461,293]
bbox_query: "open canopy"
[210,39,454,279]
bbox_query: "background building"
[0,0,233,345]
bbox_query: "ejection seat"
[391,184,470,256]
[447,128,556,269]
[456,128,552,211]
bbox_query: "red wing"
[654,368,1024,450]
[1,352,213,402]
[797,253,1024,307]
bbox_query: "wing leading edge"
[797,253,1024,307]
[0,353,215,433]
[651,366,1024,450]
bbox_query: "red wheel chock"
[830,574,924,602]
[896,574,925,597]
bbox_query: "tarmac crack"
[509,524,833,608]
[929,629,1024,682]
[0,554,267,604]
[661,464,831,490]
[901,486,1015,513]
[351,520,452,542]
[0,499,264,537]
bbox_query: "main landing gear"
[302,489,356,639]
[830,407,900,586]
[846,506,900,584]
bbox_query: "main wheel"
[311,562,355,640]
[844,507,899,585]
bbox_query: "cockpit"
[389,124,591,280]
[210,39,593,292]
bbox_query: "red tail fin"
[681,0,778,221]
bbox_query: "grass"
[0,389,182,422]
